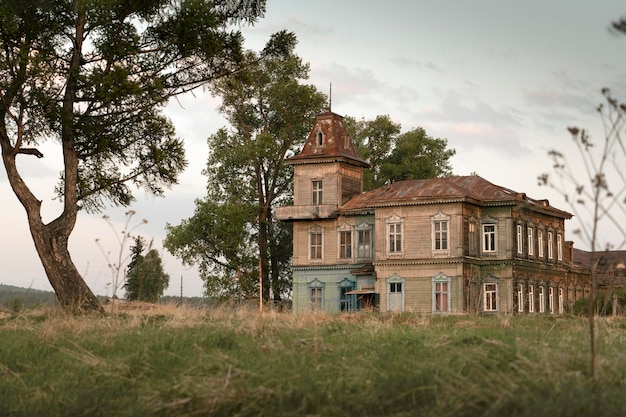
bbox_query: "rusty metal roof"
[338,175,572,218]
[287,112,369,167]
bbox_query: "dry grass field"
[1,304,625,416]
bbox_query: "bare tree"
[95,210,147,301]
[539,88,626,380]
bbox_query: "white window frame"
[516,224,523,255]
[557,233,563,261]
[432,273,451,313]
[482,224,497,253]
[431,212,450,253]
[387,274,405,312]
[386,215,404,255]
[337,225,353,260]
[356,223,373,259]
[549,286,555,313]
[547,231,554,260]
[309,226,323,261]
[539,286,545,313]
[484,282,498,312]
[527,227,534,256]
[308,279,324,311]
[558,288,564,314]
[528,284,535,313]
[538,230,544,258]
[312,180,323,206]
[517,283,524,313]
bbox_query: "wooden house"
[276,111,590,314]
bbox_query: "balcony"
[275,204,337,221]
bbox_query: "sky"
[1,0,626,298]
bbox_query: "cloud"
[390,56,445,74]
[523,88,593,112]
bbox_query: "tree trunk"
[258,205,271,302]
[1,155,104,313]
[30,220,104,313]
[268,215,282,302]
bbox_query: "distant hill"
[0,284,59,309]
[0,284,212,310]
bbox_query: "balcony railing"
[275,204,337,221]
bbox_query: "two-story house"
[276,111,589,314]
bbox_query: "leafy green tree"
[165,44,326,302]
[0,0,277,312]
[345,115,400,190]
[125,237,169,303]
[380,127,456,184]
[346,116,455,190]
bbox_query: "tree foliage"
[125,237,169,303]
[0,0,274,311]
[165,43,327,301]
[346,116,455,190]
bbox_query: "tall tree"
[0,0,280,312]
[165,44,327,302]
[346,116,455,190]
[345,115,400,190]
[380,127,456,184]
[125,237,169,303]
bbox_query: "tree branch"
[17,148,44,158]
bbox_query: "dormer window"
[316,130,324,146]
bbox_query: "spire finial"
[329,82,332,112]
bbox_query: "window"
[547,231,554,259]
[310,288,322,310]
[309,227,323,260]
[468,222,476,255]
[387,275,404,311]
[315,130,324,146]
[517,283,524,313]
[516,224,523,254]
[432,273,451,313]
[484,283,498,312]
[528,285,535,313]
[357,228,372,259]
[539,286,545,313]
[432,212,449,252]
[557,233,563,261]
[549,286,554,313]
[312,180,322,206]
[389,224,402,253]
[538,230,544,258]
[558,288,564,314]
[433,220,449,250]
[387,216,402,254]
[339,231,352,259]
[308,279,324,311]
[528,227,534,256]
[482,224,496,252]
[338,278,355,312]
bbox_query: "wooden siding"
[291,266,358,314]
[293,162,363,207]
[376,263,464,313]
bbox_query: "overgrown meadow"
[1,305,625,417]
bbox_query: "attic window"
[316,130,324,146]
